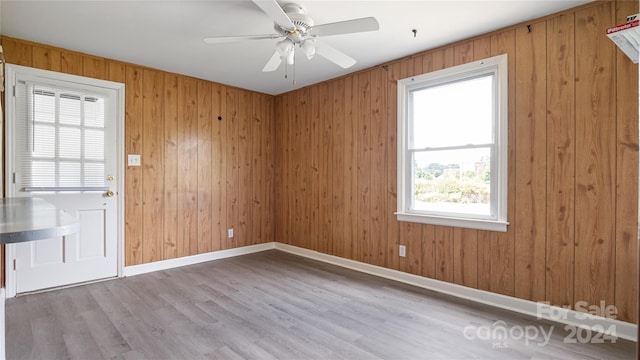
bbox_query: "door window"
[15,82,107,191]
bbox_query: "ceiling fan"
[203,0,379,74]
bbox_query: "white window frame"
[397,54,508,232]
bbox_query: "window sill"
[396,212,508,232]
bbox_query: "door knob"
[106,190,115,197]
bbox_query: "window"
[397,54,508,232]
[15,82,108,191]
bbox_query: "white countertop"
[0,197,79,244]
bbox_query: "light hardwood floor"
[6,250,636,359]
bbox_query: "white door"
[5,65,123,295]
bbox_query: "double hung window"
[397,54,508,231]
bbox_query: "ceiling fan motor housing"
[275,3,314,38]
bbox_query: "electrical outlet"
[228,228,234,238]
[128,154,141,167]
[399,245,406,257]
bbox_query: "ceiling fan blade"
[262,51,283,72]
[252,0,296,32]
[203,34,281,44]
[315,41,356,69]
[310,17,379,37]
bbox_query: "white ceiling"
[1,0,592,95]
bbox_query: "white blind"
[16,81,106,191]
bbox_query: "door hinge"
[13,259,16,271]
[12,172,16,184]
[13,85,16,97]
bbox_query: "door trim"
[3,64,125,297]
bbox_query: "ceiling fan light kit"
[204,0,379,83]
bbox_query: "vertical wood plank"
[251,93,273,245]
[357,71,371,263]
[476,231,492,290]
[124,66,143,266]
[454,41,474,65]
[295,89,311,249]
[319,84,332,253]
[60,51,83,76]
[274,95,288,244]
[288,92,300,247]
[331,79,346,257]
[163,74,179,260]
[421,225,436,279]
[412,55,423,76]
[283,93,294,246]
[141,69,165,263]
[197,81,213,253]
[177,76,199,257]
[432,49,445,71]
[453,229,478,288]
[386,62,401,271]
[106,62,125,86]
[614,0,639,323]
[546,13,576,308]
[490,30,516,297]
[2,38,33,66]
[400,222,423,275]
[514,21,547,302]
[310,86,322,252]
[226,87,240,249]
[250,93,264,246]
[473,36,492,60]
[435,226,454,282]
[370,66,387,267]
[82,56,107,79]
[33,45,61,72]
[211,84,227,250]
[574,2,616,309]
[264,93,276,244]
[344,78,357,259]
[237,90,252,247]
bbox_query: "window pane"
[30,161,55,187]
[33,124,55,158]
[412,147,491,215]
[34,91,55,123]
[410,75,493,149]
[59,127,81,159]
[84,163,105,187]
[59,162,81,187]
[59,94,81,125]
[84,97,105,128]
[84,129,104,160]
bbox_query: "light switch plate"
[128,154,141,166]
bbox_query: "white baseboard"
[274,243,638,342]
[123,242,276,277]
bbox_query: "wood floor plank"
[6,250,635,360]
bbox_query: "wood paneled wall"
[1,37,276,266]
[275,0,639,323]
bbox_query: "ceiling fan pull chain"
[293,56,297,85]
